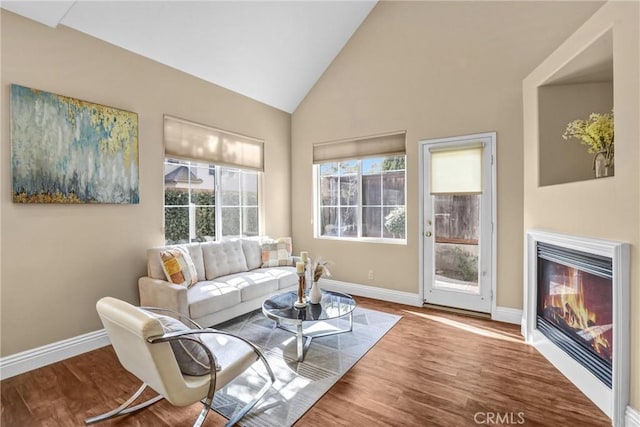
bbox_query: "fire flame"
[544,269,611,360]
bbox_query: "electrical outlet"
[368,270,374,280]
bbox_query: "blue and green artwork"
[11,84,139,204]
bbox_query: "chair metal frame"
[85,306,275,427]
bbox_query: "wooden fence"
[434,195,479,245]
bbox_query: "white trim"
[532,328,612,414]
[0,329,109,380]
[319,278,423,307]
[314,235,407,245]
[626,406,640,427]
[524,229,630,426]
[418,132,497,315]
[491,306,522,325]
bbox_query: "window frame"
[313,156,407,245]
[163,157,261,244]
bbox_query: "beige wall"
[539,82,613,186]
[291,1,602,307]
[523,2,639,409]
[0,11,291,356]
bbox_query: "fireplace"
[524,230,629,426]
[536,242,612,387]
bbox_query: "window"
[164,158,260,244]
[316,155,406,241]
[162,115,263,244]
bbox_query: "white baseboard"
[491,306,523,325]
[0,329,109,380]
[319,278,423,307]
[320,280,525,325]
[627,406,640,427]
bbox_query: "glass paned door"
[433,194,480,293]
[421,133,494,313]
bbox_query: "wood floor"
[1,297,610,426]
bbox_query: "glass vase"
[594,152,614,178]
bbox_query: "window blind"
[164,115,264,171]
[312,131,406,164]
[430,145,483,194]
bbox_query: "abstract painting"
[11,84,139,204]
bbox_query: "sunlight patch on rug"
[211,306,401,427]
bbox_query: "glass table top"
[262,290,356,322]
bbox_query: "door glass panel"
[433,194,480,293]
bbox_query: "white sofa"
[139,239,298,327]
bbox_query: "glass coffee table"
[262,290,356,362]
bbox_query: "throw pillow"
[160,247,198,288]
[275,236,292,255]
[151,313,220,376]
[261,241,294,267]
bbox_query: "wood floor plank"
[1,297,610,426]
[0,382,33,426]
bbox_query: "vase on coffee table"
[309,281,322,304]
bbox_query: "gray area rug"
[211,306,401,426]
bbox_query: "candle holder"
[294,272,307,309]
[305,258,311,293]
[300,252,310,293]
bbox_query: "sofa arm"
[138,277,189,317]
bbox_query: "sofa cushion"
[160,248,198,288]
[259,267,298,289]
[148,243,205,281]
[202,240,248,280]
[215,271,279,302]
[241,239,262,270]
[183,243,206,281]
[188,281,242,319]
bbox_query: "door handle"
[425,231,432,237]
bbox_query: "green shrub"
[384,206,406,238]
[164,188,215,243]
[453,246,478,282]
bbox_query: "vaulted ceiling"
[1,1,377,113]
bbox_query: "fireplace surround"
[524,230,629,426]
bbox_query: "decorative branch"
[312,258,332,283]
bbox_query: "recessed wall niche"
[537,30,613,186]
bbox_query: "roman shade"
[164,115,264,171]
[312,131,406,164]
[430,145,483,194]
